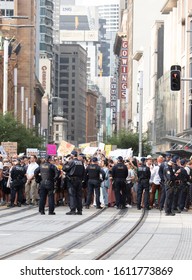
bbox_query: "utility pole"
[3,38,8,114]
[139,70,143,157]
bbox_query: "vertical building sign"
[110,77,117,125]
[121,40,128,99]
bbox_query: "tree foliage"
[0,113,44,153]
[106,129,152,156]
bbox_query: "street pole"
[139,70,143,157]
[14,67,18,118]
[3,38,9,114]
[21,87,24,124]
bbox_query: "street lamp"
[133,50,144,157]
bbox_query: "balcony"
[161,0,177,14]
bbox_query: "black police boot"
[76,211,82,215]
[49,212,56,215]
[66,210,76,215]
[96,206,103,209]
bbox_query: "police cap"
[117,156,123,161]
[71,150,78,157]
[92,157,98,163]
[140,157,146,163]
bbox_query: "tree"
[106,129,152,156]
[0,113,44,153]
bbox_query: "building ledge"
[161,0,177,14]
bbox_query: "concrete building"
[86,89,98,143]
[0,0,43,129]
[153,0,192,153]
[53,44,87,146]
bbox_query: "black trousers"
[67,178,83,212]
[113,179,127,207]
[86,179,101,207]
[39,185,54,214]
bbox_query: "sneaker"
[126,204,132,208]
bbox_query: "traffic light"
[170,70,181,91]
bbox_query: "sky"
[75,0,119,6]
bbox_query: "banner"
[57,141,75,156]
[1,142,17,157]
[46,144,57,156]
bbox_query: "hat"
[146,155,152,159]
[45,155,52,161]
[92,157,98,162]
[172,155,179,161]
[165,152,171,157]
[3,162,11,167]
[180,159,186,166]
[71,150,78,157]
[117,156,123,161]
[141,157,146,162]
[170,158,177,164]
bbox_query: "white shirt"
[150,164,161,185]
[26,162,39,180]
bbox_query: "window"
[55,134,59,141]
[60,57,69,63]
[56,124,59,131]
[6,9,14,16]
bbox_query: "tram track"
[0,206,39,226]
[39,208,129,260]
[94,208,148,260]
[0,207,106,260]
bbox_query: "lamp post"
[133,50,144,157]
[3,37,8,114]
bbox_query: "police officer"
[171,156,181,212]
[175,159,189,211]
[111,156,128,209]
[158,153,172,211]
[63,150,85,215]
[34,156,59,215]
[9,159,26,207]
[84,157,105,209]
[137,157,151,210]
[163,158,178,216]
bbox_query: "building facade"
[53,44,87,146]
[0,0,43,129]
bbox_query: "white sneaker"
[126,204,132,208]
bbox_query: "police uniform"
[10,159,26,207]
[163,159,177,216]
[137,158,151,210]
[158,154,171,210]
[111,156,128,209]
[175,159,189,211]
[34,156,59,215]
[63,151,85,215]
[84,157,105,209]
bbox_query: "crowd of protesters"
[0,150,192,216]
